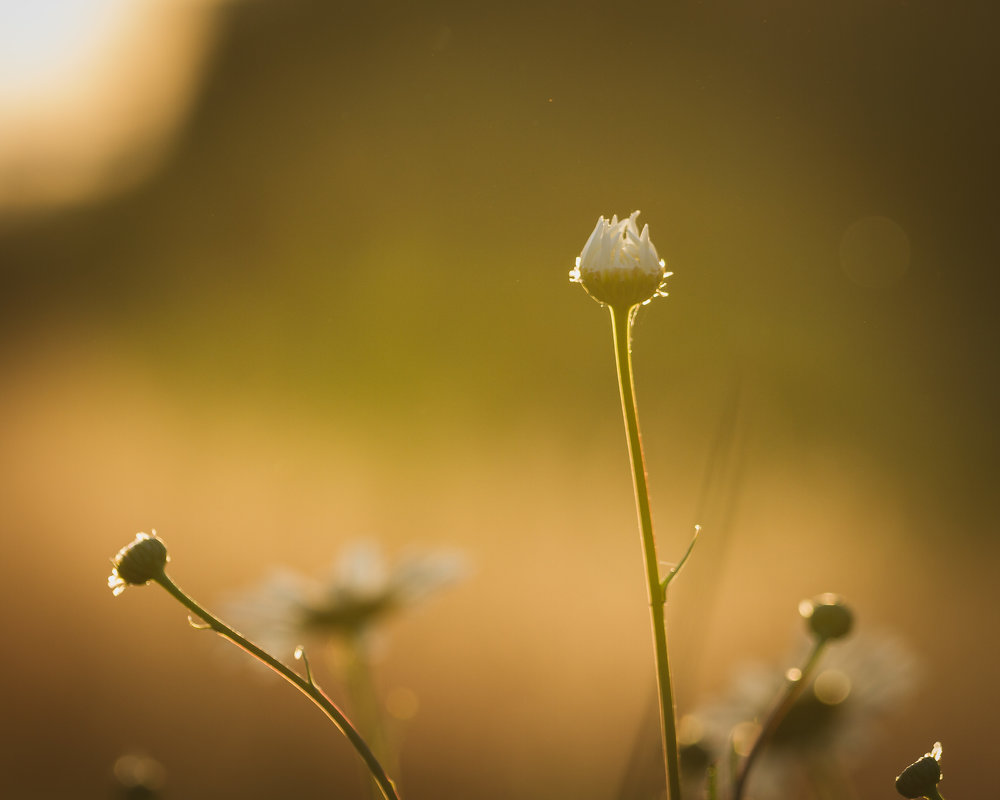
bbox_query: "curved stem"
[732,638,828,800]
[153,572,401,800]
[610,304,682,800]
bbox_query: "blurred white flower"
[569,210,670,309]
[683,634,919,799]
[224,541,468,662]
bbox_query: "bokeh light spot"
[678,713,706,745]
[112,753,166,791]
[813,668,852,705]
[731,721,761,757]
[385,685,420,720]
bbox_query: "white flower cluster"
[680,634,918,799]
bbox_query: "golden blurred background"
[1,1,997,798]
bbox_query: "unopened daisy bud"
[108,532,169,596]
[569,210,670,309]
[798,593,853,642]
[895,742,944,799]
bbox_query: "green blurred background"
[1,1,997,798]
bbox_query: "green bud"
[798,593,853,641]
[108,532,169,596]
[895,743,943,799]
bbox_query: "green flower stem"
[152,572,401,800]
[610,304,682,800]
[732,637,828,800]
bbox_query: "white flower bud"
[569,211,670,309]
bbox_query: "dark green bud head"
[109,532,169,595]
[799,593,854,641]
[895,743,943,799]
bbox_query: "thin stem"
[706,765,718,800]
[662,525,701,593]
[153,572,401,800]
[610,304,682,800]
[732,638,828,800]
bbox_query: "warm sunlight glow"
[0,0,227,215]
[0,0,118,100]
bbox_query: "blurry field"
[1,2,998,799]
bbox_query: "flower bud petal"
[569,210,670,309]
